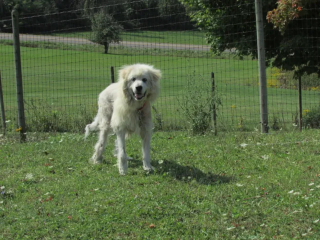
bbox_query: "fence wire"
[0,0,319,134]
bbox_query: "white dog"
[85,64,161,175]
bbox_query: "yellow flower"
[15,127,22,132]
[302,109,310,116]
[231,105,236,109]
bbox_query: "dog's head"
[119,64,161,103]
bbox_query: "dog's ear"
[149,67,161,82]
[119,65,131,82]
[118,66,133,102]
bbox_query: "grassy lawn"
[1,130,320,238]
[51,30,207,46]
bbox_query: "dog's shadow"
[128,158,233,185]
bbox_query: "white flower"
[226,226,235,231]
[313,219,319,223]
[261,155,269,160]
[240,143,248,148]
[236,183,244,187]
[158,160,164,164]
[5,120,11,123]
[25,173,34,180]
[0,186,5,190]
[288,190,294,194]
[293,192,301,195]
[309,183,314,186]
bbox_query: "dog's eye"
[142,78,147,82]
[132,78,136,82]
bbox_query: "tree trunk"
[104,42,109,54]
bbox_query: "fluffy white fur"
[85,63,161,175]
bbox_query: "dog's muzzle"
[134,86,146,101]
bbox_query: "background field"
[1,35,319,133]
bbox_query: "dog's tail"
[84,118,99,139]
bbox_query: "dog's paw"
[118,165,128,175]
[143,165,155,172]
[89,157,102,165]
[119,169,127,175]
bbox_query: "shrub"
[25,99,95,133]
[180,72,221,135]
[302,106,320,129]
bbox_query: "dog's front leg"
[141,129,154,171]
[116,130,128,175]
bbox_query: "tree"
[89,9,123,54]
[180,0,320,78]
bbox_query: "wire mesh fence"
[0,0,319,134]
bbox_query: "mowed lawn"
[1,130,320,238]
[1,41,317,132]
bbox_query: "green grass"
[51,30,207,45]
[1,130,320,238]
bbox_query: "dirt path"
[0,33,210,51]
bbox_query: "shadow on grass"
[128,158,233,185]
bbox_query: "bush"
[180,72,221,135]
[24,99,95,133]
[302,106,320,129]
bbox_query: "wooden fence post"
[211,72,217,136]
[12,9,26,141]
[111,66,115,84]
[255,0,269,133]
[0,70,6,135]
[298,76,302,131]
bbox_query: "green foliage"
[1,0,57,16]
[180,72,221,134]
[24,99,95,133]
[302,106,320,129]
[89,9,123,54]
[179,0,320,78]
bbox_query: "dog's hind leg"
[90,127,110,164]
[85,117,99,139]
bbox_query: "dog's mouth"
[134,91,146,101]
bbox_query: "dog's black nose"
[136,86,142,92]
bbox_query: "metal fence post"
[0,70,6,135]
[255,0,268,133]
[12,9,26,141]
